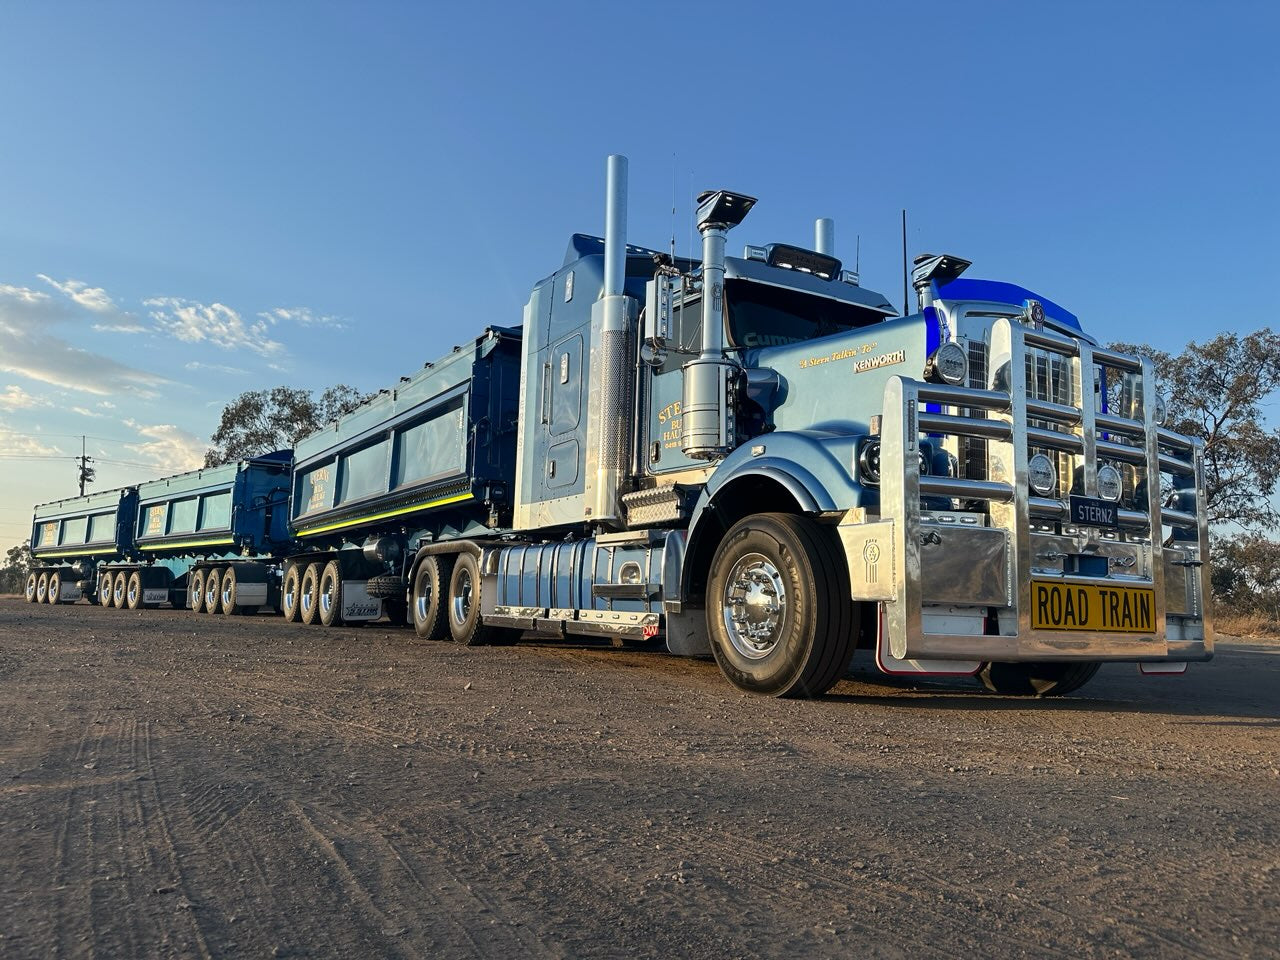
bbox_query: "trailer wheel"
[219,567,251,616]
[47,570,64,604]
[281,563,302,622]
[318,560,343,627]
[113,571,129,609]
[35,572,49,604]
[126,571,145,610]
[411,555,452,642]
[25,572,38,602]
[203,567,225,614]
[188,569,206,613]
[977,662,1101,697]
[299,563,323,626]
[706,513,856,698]
[99,573,115,607]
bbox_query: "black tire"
[446,552,508,646]
[113,571,129,609]
[47,570,64,604]
[203,567,223,615]
[189,568,206,613]
[36,572,49,604]
[977,661,1101,697]
[24,571,38,602]
[411,554,452,642]
[366,574,407,600]
[281,562,302,622]
[299,562,323,626]
[705,513,857,698]
[99,573,115,607]
[126,571,145,610]
[318,560,343,627]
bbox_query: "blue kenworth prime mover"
[28,156,1212,698]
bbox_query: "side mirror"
[642,278,671,366]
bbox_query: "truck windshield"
[725,279,881,349]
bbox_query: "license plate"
[1031,580,1155,633]
[1070,495,1118,528]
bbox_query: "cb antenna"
[901,209,908,315]
[670,153,677,263]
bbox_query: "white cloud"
[184,360,248,376]
[0,316,167,397]
[122,419,206,472]
[0,385,50,411]
[91,322,147,334]
[0,283,51,306]
[97,400,116,410]
[260,306,346,330]
[38,275,116,313]
[145,297,284,356]
[0,425,63,457]
[69,405,105,418]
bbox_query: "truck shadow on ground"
[829,645,1280,721]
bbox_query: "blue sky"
[2,0,1277,548]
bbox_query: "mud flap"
[340,581,383,622]
[875,605,981,677]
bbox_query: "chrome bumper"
[842,317,1213,663]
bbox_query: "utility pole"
[76,435,95,495]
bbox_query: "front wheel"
[447,552,513,646]
[978,662,1101,697]
[706,513,857,698]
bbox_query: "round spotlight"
[1028,453,1058,496]
[925,342,968,386]
[1097,464,1123,502]
[859,440,881,485]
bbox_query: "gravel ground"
[0,597,1277,959]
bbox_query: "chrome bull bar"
[841,317,1212,663]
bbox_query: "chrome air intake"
[681,189,756,460]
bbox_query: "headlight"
[859,440,881,485]
[924,342,968,385]
[1028,453,1057,496]
[1152,392,1167,425]
[1097,464,1123,502]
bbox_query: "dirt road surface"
[0,597,1276,959]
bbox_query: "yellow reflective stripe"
[295,492,473,537]
[138,537,235,551]
[35,547,119,558]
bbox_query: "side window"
[658,296,702,376]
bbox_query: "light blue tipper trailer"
[27,451,293,612]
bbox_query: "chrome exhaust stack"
[815,218,835,256]
[586,155,636,526]
[680,189,756,461]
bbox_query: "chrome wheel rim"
[128,582,138,603]
[451,568,473,625]
[721,553,788,660]
[320,577,333,615]
[415,578,433,623]
[25,575,36,600]
[301,580,313,616]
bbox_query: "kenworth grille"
[842,317,1211,664]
